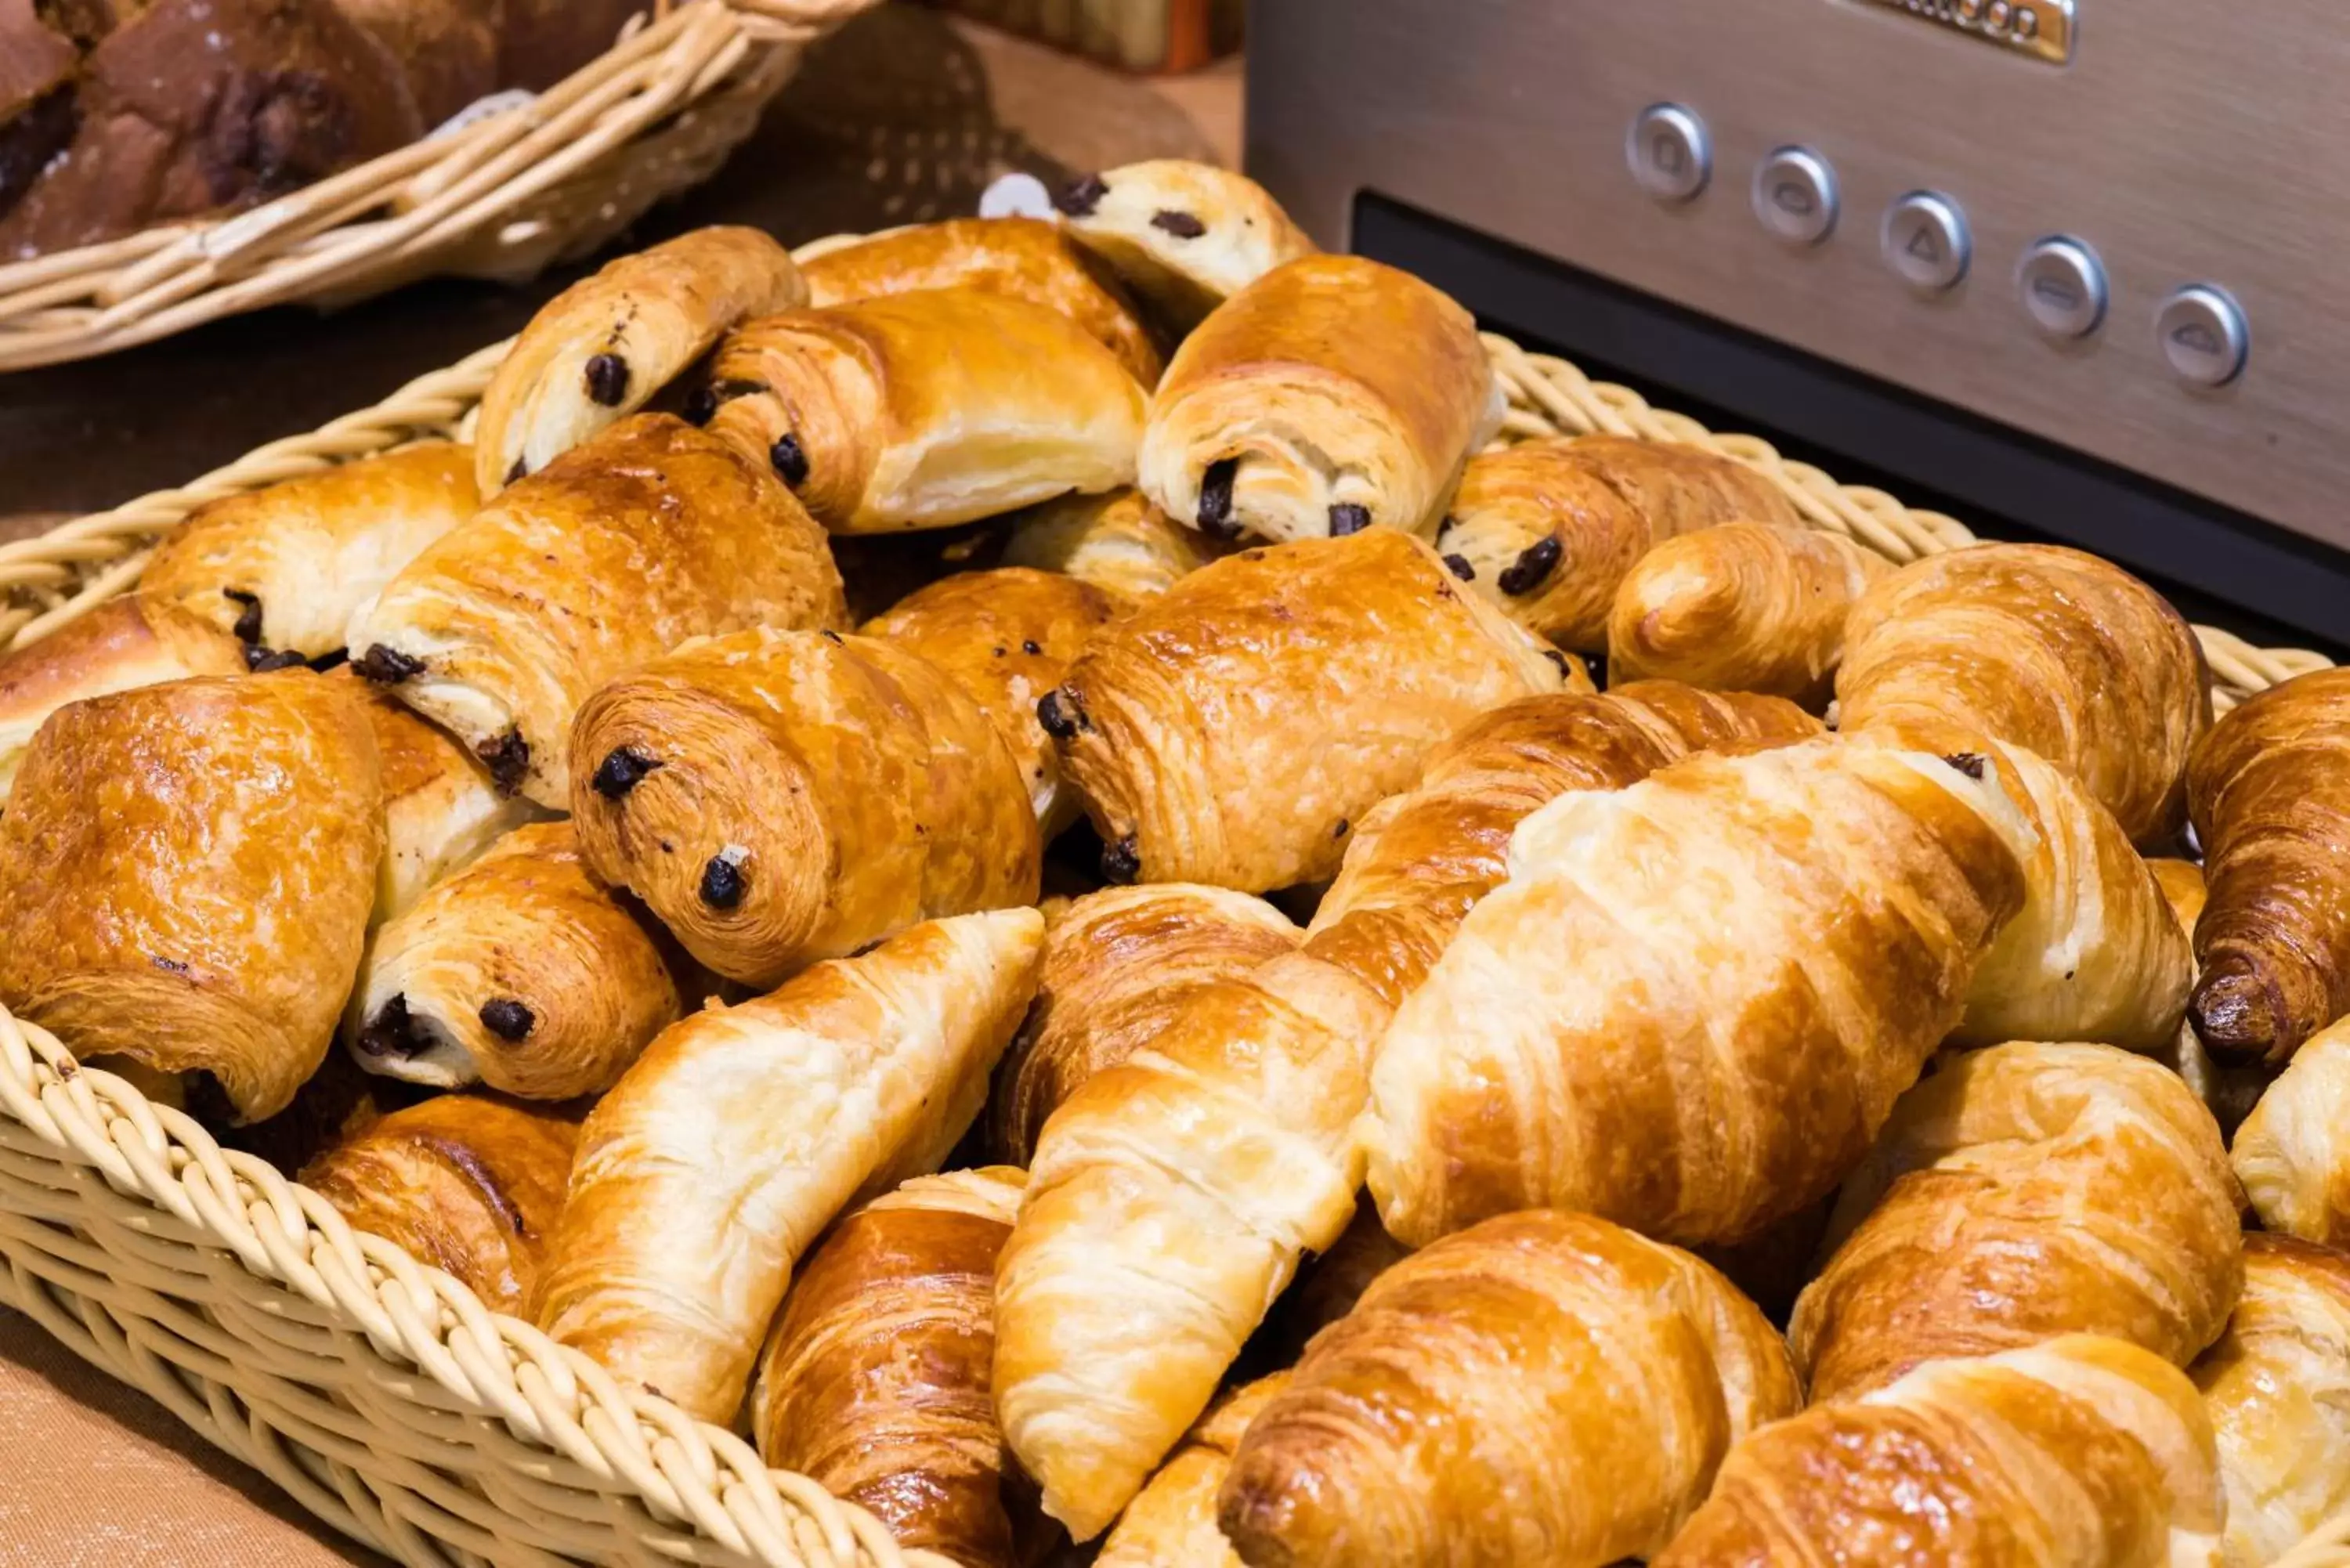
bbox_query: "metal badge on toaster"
[1860,0,2074,63]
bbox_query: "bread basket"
[0,0,875,376]
[0,237,2339,1565]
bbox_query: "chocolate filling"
[1056,173,1109,216]
[309,649,349,673]
[476,731,530,796]
[1036,689,1086,740]
[150,955,190,975]
[1197,458,1241,539]
[1442,552,1476,582]
[354,644,425,684]
[685,377,769,426]
[1021,639,1042,656]
[1151,209,1207,238]
[1332,818,1350,839]
[1542,649,1575,682]
[584,352,631,407]
[700,854,747,909]
[769,432,810,488]
[1942,752,1988,780]
[222,588,263,644]
[592,746,663,800]
[356,995,423,1058]
[478,999,535,1041]
[1499,535,1563,596]
[1100,835,1141,885]
[244,647,306,673]
[1329,504,1372,537]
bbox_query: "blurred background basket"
[0,0,876,375]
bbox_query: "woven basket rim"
[0,273,2339,1566]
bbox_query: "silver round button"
[1753,146,1838,246]
[2155,285,2250,388]
[2018,237,2108,339]
[1628,104,1711,204]
[1882,191,1971,292]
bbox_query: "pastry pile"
[6,159,2350,1568]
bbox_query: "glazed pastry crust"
[569,629,1041,989]
[1217,1210,1801,1568]
[1057,159,1318,332]
[475,226,805,494]
[2192,1234,2350,1568]
[1606,520,1887,706]
[1001,488,1226,602]
[534,910,1043,1423]
[1047,529,1571,894]
[751,1166,1032,1568]
[1097,1375,1291,1568]
[1437,437,1803,654]
[349,821,689,1100]
[348,414,847,808]
[1361,739,2033,1248]
[300,1093,582,1316]
[1790,1042,2242,1404]
[1838,542,2211,845]
[345,674,537,926]
[861,566,1124,829]
[987,883,1301,1166]
[1137,255,1500,544]
[2232,1015,2350,1245]
[141,442,479,659]
[0,670,385,1123]
[801,216,1163,386]
[2185,667,2350,1065]
[706,287,1148,534]
[0,596,244,801]
[1652,1335,2226,1568]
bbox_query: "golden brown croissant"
[987,883,1301,1167]
[2141,857,2271,1136]
[797,215,1163,386]
[348,414,846,807]
[752,1165,1035,1568]
[1046,529,1571,893]
[2185,667,2350,1066]
[2192,1233,2350,1567]
[569,627,1041,989]
[139,442,479,661]
[0,596,244,802]
[1055,158,1318,333]
[2231,1015,2350,1246]
[1838,542,2211,845]
[1137,255,1499,545]
[1434,436,1803,653]
[1097,1375,1291,1568]
[349,821,692,1100]
[704,287,1148,534]
[0,670,384,1123]
[861,566,1123,830]
[300,1093,582,1316]
[1653,1335,2225,1567]
[1218,1210,1801,1568]
[475,226,805,493]
[1000,488,1226,602]
[534,909,1043,1422]
[1606,520,1888,706]
[347,674,539,925]
[1790,1042,2242,1404]
[1362,739,2033,1249]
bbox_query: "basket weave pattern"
[0,0,873,374]
[0,291,2337,1566]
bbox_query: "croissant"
[987,883,1302,1167]
[139,441,478,661]
[1653,1335,2225,1567]
[1838,542,2211,844]
[2192,1234,2350,1567]
[2140,857,2269,1136]
[0,597,244,801]
[1054,158,1317,332]
[300,1093,582,1315]
[346,674,538,925]
[349,821,692,1100]
[1000,488,1226,602]
[861,566,1124,829]
[752,1166,1035,1568]
[1137,255,1499,545]
[569,628,1040,988]
[534,909,1043,1422]
[2184,667,2350,1065]
[0,670,384,1123]
[1097,1375,1290,1568]
[348,414,846,807]
[1218,1210,1801,1568]
[475,226,805,493]
[1789,1041,2241,1404]
[1362,739,2033,1248]
[1045,529,1571,893]
[704,287,1148,533]
[1605,520,1887,706]
[797,215,1162,386]
[1434,436,1802,653]
[2231,1015,2350,1246]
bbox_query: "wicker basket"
[0,260,2339,1565]
[0,0,875,375]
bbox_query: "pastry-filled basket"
[2,184,2348,1568]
